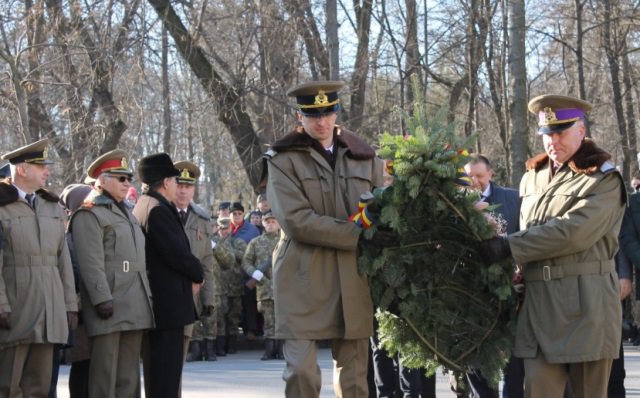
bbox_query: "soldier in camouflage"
[213,216,246,355]
[243,211,281,360]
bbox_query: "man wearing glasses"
[71,149,154,398]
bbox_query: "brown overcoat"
[70,190,154,337]
[0,182,77,346]
[508,140,625,363]
[266,127,383,340]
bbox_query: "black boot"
[185,340,202,362]
[216,336,227,357]
[261,339,275,360]
[227,335,238,354]
[275,339,285,360]
[204,339,217,361]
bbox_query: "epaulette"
[190,202,211,221]
[264,149,278,159]
[600,161,616,174]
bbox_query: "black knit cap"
[137,153,180,184]
[230,201,244,213]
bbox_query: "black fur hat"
[138,153,180,184]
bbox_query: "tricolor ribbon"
[349,199,375,229]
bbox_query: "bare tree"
[507,0,528,186]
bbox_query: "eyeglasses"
[108,174,133,183]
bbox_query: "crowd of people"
[0,80,637,398]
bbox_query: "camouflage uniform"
[241,232,279,338]
[214,234,246,354]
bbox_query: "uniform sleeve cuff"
[252,270,264,281]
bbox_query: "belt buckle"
[542,265,551,281]
[123,260,130,273]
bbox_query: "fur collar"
[271,126,376,160]
[189,201,211,221]
[81,189,115,207]
[525,139,611,175]
[0,179,59,206]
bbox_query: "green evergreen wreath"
[358,105,518,386]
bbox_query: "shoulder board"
[189,202,211,220]
[600,161,617,174]
[264,149,278,159]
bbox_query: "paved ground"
[55,343,640,397]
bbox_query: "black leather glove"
[360,228,398,249]
[479,236,512,265]
[67,311,79,331]
[0,312,10,329]
[95,300,114,320]
[200,305,214,317]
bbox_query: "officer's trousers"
[0,343,53,398]
[89,330,143,398]
[524,354,612,398]
[283,338,368,398]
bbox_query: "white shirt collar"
[12,184,28,200]
[481,184,492,199]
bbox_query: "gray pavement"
[55,343,640,397]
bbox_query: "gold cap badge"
[543,107,557,124]
[314,90,329,106]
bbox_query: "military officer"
[70,149,154,398]
[213,216,246,355]
[242,211,281,360]
[174,161,218,362]
[480,95,626,397]
[0,139,78,397]
[266,81,384,397]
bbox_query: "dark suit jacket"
[619,192,640,297]
[486,181,520,234]
[133,190,204,329]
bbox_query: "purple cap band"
[538,108,585,125]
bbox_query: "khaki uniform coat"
[0,182,77,346]
[182,203,216,309]
[241,231,279,301]
[266,127,383,340]
[508,140,625,363]
[70,190,154,337]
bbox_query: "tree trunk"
[507,0,528,188]
[147,0,264,189]
[622,51,638,177]
[162,24,172,154]
[574,0,590,137]
[602,0,629,184]
[326,0,339,80]
[348,0,373,133]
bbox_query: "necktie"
[179,210,187,225]
[25,193,35,209]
